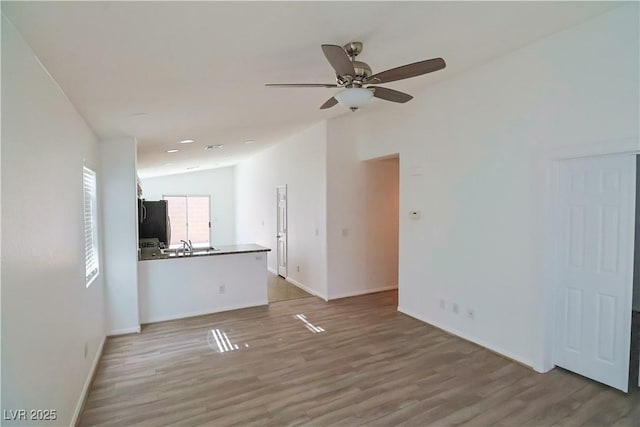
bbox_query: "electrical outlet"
[219,284,226,294]
[439,299,446,310]
[452,303,459,314]
[467,308,475,320]
[84,342,88,359]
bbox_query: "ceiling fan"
[266,42,446,111]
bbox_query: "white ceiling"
[2,1,619,178]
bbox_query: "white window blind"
[83,166,99,287]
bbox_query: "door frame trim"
[538,137,639,374]
[276,184,288,278]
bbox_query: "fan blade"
[320,97,338,109]
[367,58,445,84]
[369,86,413,103]
[321,44,355,77]
[265,83,339,88]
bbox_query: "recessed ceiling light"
[179,139,195,144]
[205,144,224,150]
[167,149,179,153]
[186,166,199,170]
[244,140,256,144]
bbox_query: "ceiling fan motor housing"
[333,42,372,87]
[338,60,372,86]
[352,61,372,82]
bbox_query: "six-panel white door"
[276,185,287,278]
[554,154,636,392]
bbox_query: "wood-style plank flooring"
[268,273,313,303]
[80,292,640,426]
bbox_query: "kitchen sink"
[162,247,220,257]
[192,248,220,255]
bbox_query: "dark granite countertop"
[139,244,271,261]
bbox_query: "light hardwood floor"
[80,292,640,426]
[268,273,313,303]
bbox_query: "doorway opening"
[270,184,315,303]
[363,154,400,307]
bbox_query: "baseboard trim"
[107,325,141,336]
[267,266,277,275]
[284,276,327,301]
[328,285,398,301]
[71,335,106,426]
[141,300,269,324]
[397,306,535,371]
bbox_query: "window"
[163,195,211,248]
[83,166,99,287]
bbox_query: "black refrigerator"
[138,199,170,247]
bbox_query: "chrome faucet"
[179,239,193,255]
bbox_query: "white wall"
[141,166,236,246]
[354,5,639,369]
[1,15,105,425]
[326,117,399,299]
[101,137,140,335]
[235,122,328,298]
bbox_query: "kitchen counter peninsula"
[138,244,271,323]
[139,244,270,261]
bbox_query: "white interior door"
[554,154,636,392]
[276,185,287,277]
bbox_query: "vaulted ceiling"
[2,1,619,177]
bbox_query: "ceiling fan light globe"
[334,88,373,110]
